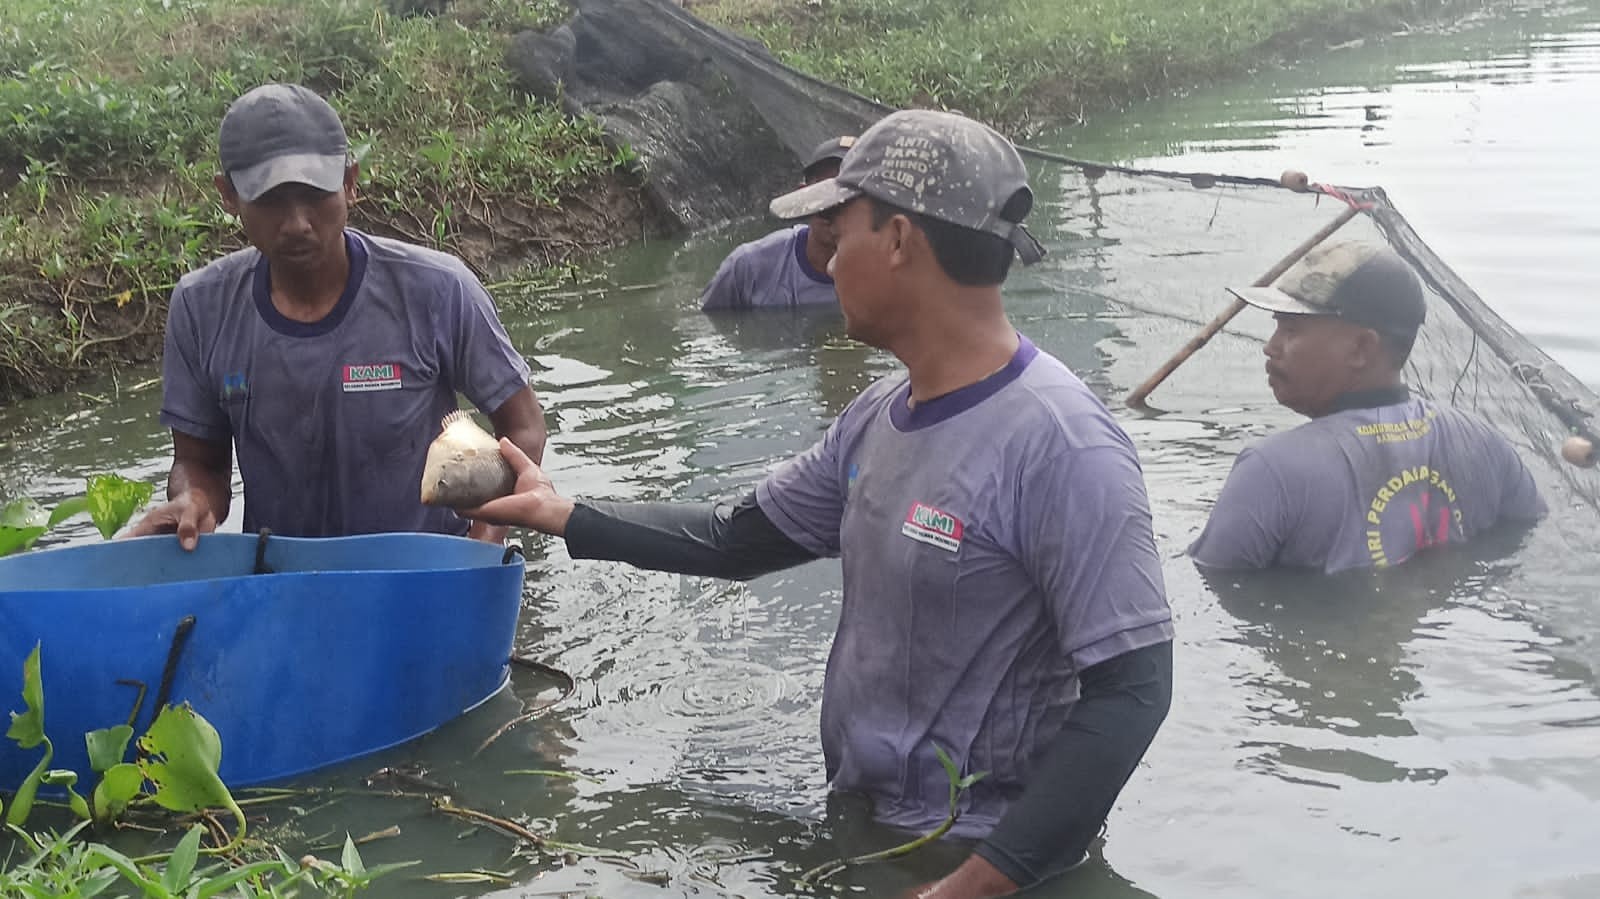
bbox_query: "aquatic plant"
[0,472,153,557]
[0,645,415,896]
[1,822,411,898]
[799,744,989,886]
[3,643,240,837]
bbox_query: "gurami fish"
[419,410,516,509]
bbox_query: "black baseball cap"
[219,83,350,202]
[1229,240,1426,338]
[802,135,855,178]
[770,109,1045,265]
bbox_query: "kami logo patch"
[342,362,403,393]
[901,501,963,552]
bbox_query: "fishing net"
[1035,166,1599,513]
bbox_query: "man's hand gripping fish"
[419,410,516,509]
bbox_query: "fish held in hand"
[420,410,516,509]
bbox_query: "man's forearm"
[503,421,546,466]
[564,493,820,580]
[490,387,548,464]
[976,640,1174,887]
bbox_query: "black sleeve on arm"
[976,639,1174,888]
[562,492,822,581]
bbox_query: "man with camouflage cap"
[1189,240,1545,572]
[129,83,545,546]
[467,109,1175,897]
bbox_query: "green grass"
[0,0,627,399]
[0,0,1496,400]
[694,0,1491,130]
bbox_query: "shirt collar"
[792,226,832,284]
[1328,384,1410,414]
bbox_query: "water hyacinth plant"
[0,472,154,556]
[1,645,414,896]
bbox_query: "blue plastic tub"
[0,533,524,789]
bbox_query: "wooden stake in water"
[1125,173,1362,409]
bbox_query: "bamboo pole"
[1125,187,1362,409]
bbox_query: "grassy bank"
[693,0,1492,131]
[1,0,1495,403]
[0,0,639,401]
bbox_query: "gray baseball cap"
[1229,240,1426,338]
[219,83,350,203]
[770,109,1045,264]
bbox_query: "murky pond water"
[1061,0,1600,389]
[3,4,1599,898]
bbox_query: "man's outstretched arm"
[465,438,820,579]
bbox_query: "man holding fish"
[464,110,1175,899]
[128,83,544,547]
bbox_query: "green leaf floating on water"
[138,703,246,850]
[93,762,144,824]
[47,494,89,528]
[6,643,54,826]
[0,497,49,556]
[0,497,48,530]
[42,768,91,820]
[86,723,140,823]
[85,474,154,539]
[0,526,45,556]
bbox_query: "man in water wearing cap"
[1189,241,1546,573]
[128,83,544,547]
[466,110,1175,897]
[698,136,854,311]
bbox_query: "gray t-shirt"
[699,225,837,311]
[755,337,1174,836]
[159,230,532,537]
[1188,392,1546,573]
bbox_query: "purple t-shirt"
[159,230,532,537]
[699,226,836,311]
[756,336,1173,836]
[1188,393,1546,573]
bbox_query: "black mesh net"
[1030,164,1600,507]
